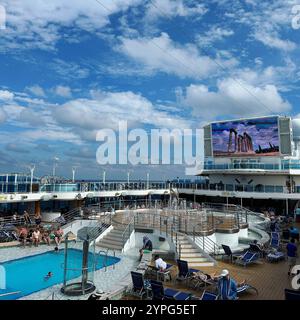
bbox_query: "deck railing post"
[193,226,195,242]
[165,219,168,236]
[160,216,162,234]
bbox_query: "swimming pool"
[0,249,120,300]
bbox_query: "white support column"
[103,171,106,184]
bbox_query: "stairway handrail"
[121,216,135,248]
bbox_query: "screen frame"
[210,115,282,158]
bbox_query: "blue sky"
[0,0,299,179]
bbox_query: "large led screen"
[212,117,280,157]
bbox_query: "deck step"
[180,252,204,258]
[104,234,124,240]
[99,238,123,245]
[179,257,209,263]
[188,262,215,267]
[179,244,196,249]
[96,242,123,250]
[179,248,201,253]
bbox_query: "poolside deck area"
[123,249,299,300]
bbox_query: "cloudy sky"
[0,0,299,179]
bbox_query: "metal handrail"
[0,213,36,224]
[191,226,220,255]
[0,291,21,298]
[121,217,135,249]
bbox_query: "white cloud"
[118,32,219,79]
[254,31,296,52]
[54,85,72,98]
[22,128,82,144]
[233,58,298,91]
[19,108,46,126]
[53,89,190,134]
[0,0,143,51]
[225,0,298,51]
[5,143,29,154]
[146,0,208,20]
[180,78,291,119]
[0,90,14,100]
[2,104,25,120]
[50,59,90,80]
[0,109,6,123]
[197,26,234,46]
[26,85,46,97]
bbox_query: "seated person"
[139,236,153,261]
[26,228,34,246]
[189,270,216,286]
[32,228,41,247]
[154,254,167,271]
[49,229,56,243]
[214,269,246,300]
[18,226,28,247]
[142,236,153,251]
[41,228,51,245]
[54,226,64,246]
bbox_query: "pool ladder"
[97,249,116,272]
[0,291,21,298]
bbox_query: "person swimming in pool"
[44,272,53,280]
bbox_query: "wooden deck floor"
[117,212,299,300]
[124,245,300,300]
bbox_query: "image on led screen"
[212,117,280,157]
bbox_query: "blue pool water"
[0,249,120,300]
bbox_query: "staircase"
[96,225,127,250]
[175,234,216,267]
[96,215,135,251]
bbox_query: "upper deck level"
[200,115,300,176]
[200,159,300,175]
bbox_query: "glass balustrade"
[203,160,300,171]
[0,180,300,195]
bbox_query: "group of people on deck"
[139,235,246,300]
[18,225,64,247]
[154,253,245,300]
[15,210,64,247]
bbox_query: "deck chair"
[221,244,243,263]
[189,272,217,291]
[176,259,201,284]
[285,289,300,300]
[269,233,280,250]
[235,251,259,267]
[150,280,191,300]
[147,263,173,282]
[130,271,147,299]
[249,243,264,258]
[271,232,280,239]
[200,291,218,300]
[237,284,258,296]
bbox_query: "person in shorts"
[287,238,298,276]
